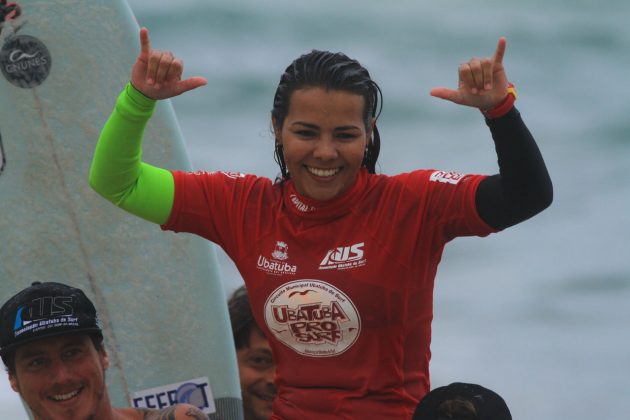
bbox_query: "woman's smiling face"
[275,87,370,201]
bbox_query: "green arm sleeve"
[88,83,174,225]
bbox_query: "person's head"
[271,50,382,200]
[0,281,109,420]
[413,382,512,420]
[228,286,276,420]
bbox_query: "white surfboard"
[0,1,242,419]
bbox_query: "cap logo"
[13,296,76,337]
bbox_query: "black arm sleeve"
[475,107,553,230]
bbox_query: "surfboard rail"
[0,1,242,418]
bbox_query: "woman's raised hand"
[430,37,509,111]
[130,27,207,100]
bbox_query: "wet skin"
[275,87,371,202]
[9,334,111,420]
[237,328,276,420]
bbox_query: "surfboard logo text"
[0,34,52,88]
[264,280,361,357]
[132,377,216,415]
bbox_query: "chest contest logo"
[264,280,361,357]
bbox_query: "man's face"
[9,334,110,420]
[237,328,277,420]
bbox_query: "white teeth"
[50,389,80,401]
[257,394,275,401]
[307,166,339,177]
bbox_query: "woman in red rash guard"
[89,27,552,419]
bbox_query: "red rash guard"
[162,168,496,419]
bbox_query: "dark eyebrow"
[247,345,273,355]
[16,336,86,360]
[334,126,361,132]
[290,122,361,131]
[16,349,46,360]
[290,122,318,129]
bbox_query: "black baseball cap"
[413,382,512,420]
[0,282,102,356]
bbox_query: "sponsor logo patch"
[319,242,366,270]
[257,241,297,276]
[271,241,288,260]
[191,170,245,178]
[429,170,465,185]
[132,377,215,415]
[13,296,77,338]
[0,34,52,88]
[289,194,316,213]
[264,280,361,357]
[220,171,245,179]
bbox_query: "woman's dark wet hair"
[271,50,383,179]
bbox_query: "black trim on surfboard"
[0,130,5,176]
